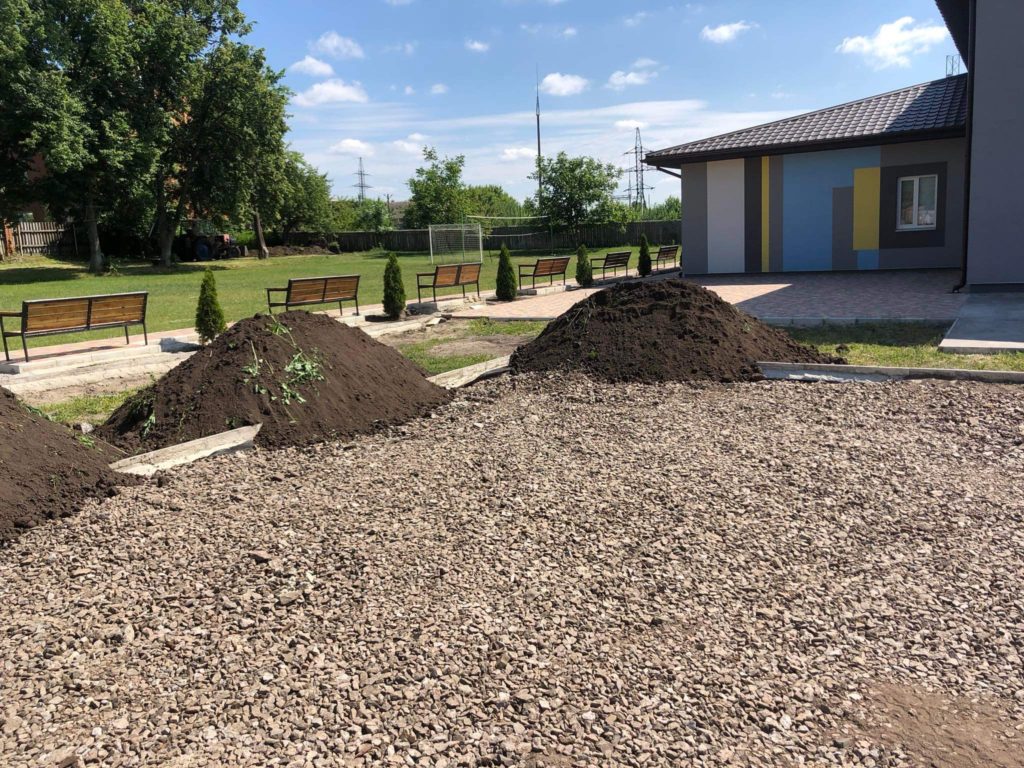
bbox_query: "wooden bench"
[1,292,148,362]
[416,262,482,304]
[652,245,680,271]
[519,256,571,289]
[266,275,360,315]
[591,251,631,279]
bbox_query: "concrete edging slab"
[758,361,1024,384]
[428,355,512,389]
[110,424,262,477]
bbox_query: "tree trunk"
[85,200,104,274]
[253,211,269,259]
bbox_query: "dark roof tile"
[646,74,967,166]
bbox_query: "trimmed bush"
[383,252,406,319]
[495,243,518,301]
[195,267,226,345]
[638,234,652,277]
[575,244,593,287]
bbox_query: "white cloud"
[384,42,417,55]
[293,79,369,107]
[288,56,334,77]
[431,83,449,95]
[561,26,577,38]
[329,138,374,156]
[384,0,413,5]
[633,58,657,69]
[404,85,415,96]
[607,70,657,90]
[313,31,365,59]
[466,39,490,53]
[501,146,536,161]
[624,12,648,27]
[394,133,427,153]
[701,21,755,43]
[539,72,589,96]
[837,16,948,69]
[521,23,577,38]
[615,119,649,130]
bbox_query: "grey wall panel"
[768,155,785,272]
[880,138,965,265]
[832,187,858,270]
[879,246,959,270]
[706,159,746,274]
[744,158,762,273]
[681,163,708,274]
[967,0,1024,285]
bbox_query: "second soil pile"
[512,279,841,383]
[98,311,449,451]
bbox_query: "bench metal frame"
[652,245,680,271]
[266,275,361,316]
[519,256,571,289]
[1,292,149,362]
[591,251,631,280]
[416,263,482,304]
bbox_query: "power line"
[354,157,372,202]
[621,128,654,212]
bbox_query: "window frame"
[896,174,939,232]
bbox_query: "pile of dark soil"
[98,311,450,452]
[0,388,125,543]
[511,279,842,383]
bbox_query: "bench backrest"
[286,275,359,304]
[656,245,679,258]
[431,264,462,288]
[604,251,631,266]
[23,293,146,334]
[531,256,571,277]
[457,262,481,284]
[323,275,359,301]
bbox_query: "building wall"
[678,138,965,274]
[966,0,1024,286]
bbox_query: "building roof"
[934,0,968,60]
[646,74,968,168]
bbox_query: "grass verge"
[787,322,1024,371]
[40,389,138,425]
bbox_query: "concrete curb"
[758,317,957,327]
[428,355,511,389]
[110,424,262,476]
[758,361,1024,384]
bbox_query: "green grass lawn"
[788,322,1024,372]
[0,248,641,348]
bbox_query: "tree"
[575,244,593,287]
[495,243,517,301]
[354,199,393,237]
[464,185,522,218]
[647,195,681,221]
[382,253,405,319]
[638,234,652,277]
[403,148,466,228]
[274,152,335,238]
[531,153,622,240]
[195,267,226,344]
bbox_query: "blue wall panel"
[781,147,880,271]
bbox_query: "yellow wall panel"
[853,167,880,251]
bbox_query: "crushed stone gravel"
[1,375,1023,767]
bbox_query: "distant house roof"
[934,0,968,60]
[646,74,967,168]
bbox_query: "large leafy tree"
[273,152,335,237]
[403,148,466,228]
[463,185,522,218]
[531,153,623,238]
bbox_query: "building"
[646,0,1023,289]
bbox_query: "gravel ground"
[2,375,1023,767]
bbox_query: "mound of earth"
[511,279,841,383]
[0,388,125,543]
[98,311,450,452]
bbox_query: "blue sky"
[239,0,956,204]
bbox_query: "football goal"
[428,223,483,264]
[467,214,553,256]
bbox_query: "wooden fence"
[10,221,78,256]
[283,220,681,254]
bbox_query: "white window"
[897,174,938,231]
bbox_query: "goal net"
[468,215,553,256]
[428,223,483,264]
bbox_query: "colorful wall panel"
[677,138,965,274]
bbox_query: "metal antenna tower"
[622,128,654,212]
[535,69,543,201]
[354,157,372,202]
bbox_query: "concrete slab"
[110,424,261,476]
[759,361,1024,384]
[940,294,1024,354]
[428,355,511,389]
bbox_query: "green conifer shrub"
[638,234,652,277]
[383,252,406,319]
[575,244,593,287]
[495,243,518,301]
[195,267,226,345]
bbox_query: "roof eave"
[934,0,969,60]
[644,127,966,169]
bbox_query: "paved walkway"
[455,269,965,324]
[940,293,1024,353]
